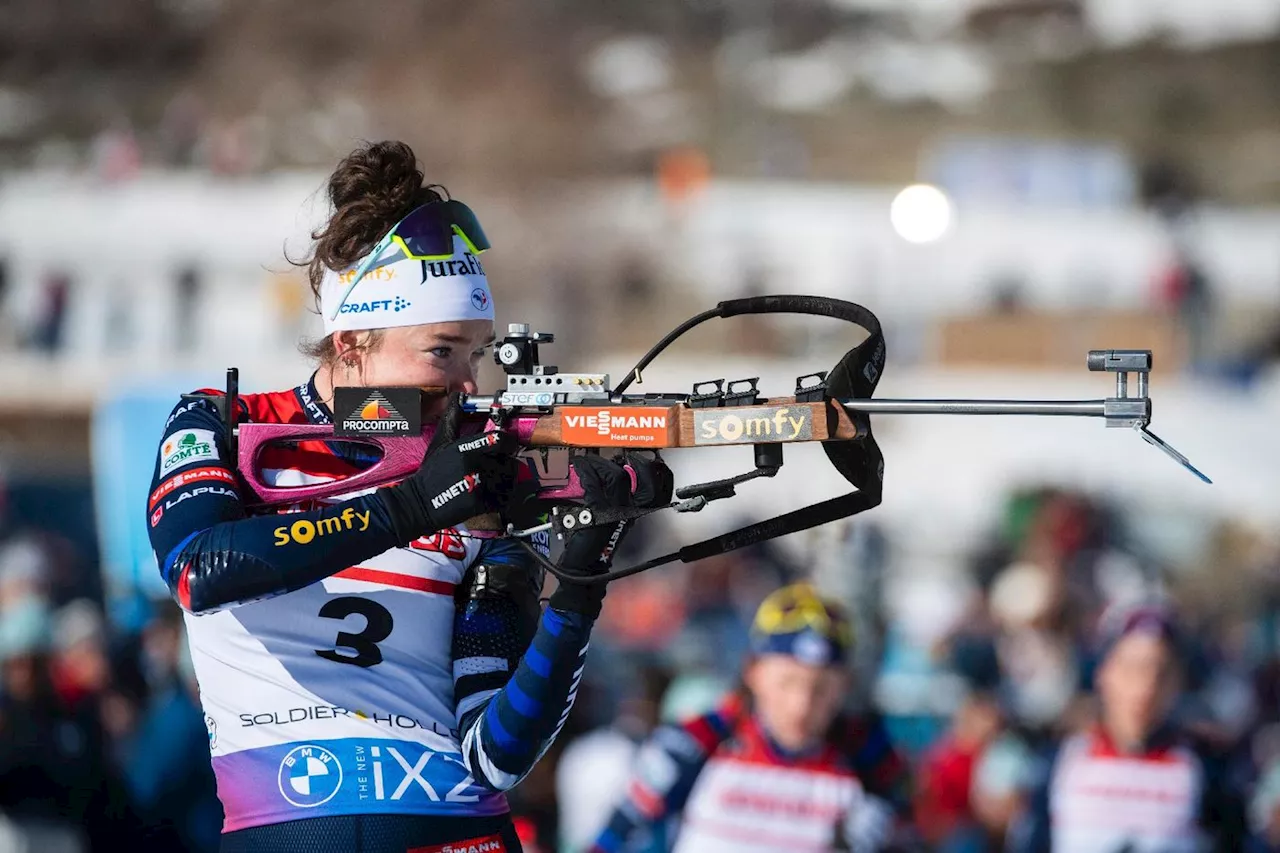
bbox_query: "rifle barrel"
[838,398,1107,417]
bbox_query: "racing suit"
[147,375,592,850]
[1007,724,1248,853]
[589,693,910,853]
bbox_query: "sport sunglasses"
[328,199,491,320]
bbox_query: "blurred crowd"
[0,531,220,853]
[5,482,1280,851]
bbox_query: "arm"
[1004,750,1056,853]
[452,536,588,791]
[1194,742,1249,853]
[147,394,515,614]
[453,454,673,793]
[836,713,914,852]
[840,712,913,818]
[588,703,740,853]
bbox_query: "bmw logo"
[470,288,490,311]
[277,744,343,807]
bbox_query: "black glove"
[548,452,674,618]
[377,394,520,546]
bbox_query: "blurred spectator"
[1007,600,1249,852]
[174,266,202,354]
[157,91,205,168]
[0,536,50,610]
[913,690,1003,851]
[969,729,1036,848]
[1155,236,1216,370]
[556,664,673,852]
[25,272,70,354]
[988,561,1082,734]
[1251,760,1280,852]
[588,583,910,853]
[0,596,140,851]
[90,121,142,183]
[49,599,111,711]
[118,618,221,853]
[0,254,12,351]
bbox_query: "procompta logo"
[693,405,814,445]
[333,387,421,438]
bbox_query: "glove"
[377,394,520,546]
[548,452,674,618]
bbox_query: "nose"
[451,362,479,396]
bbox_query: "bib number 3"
[315,597,393,668]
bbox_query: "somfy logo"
[694,405,813,445]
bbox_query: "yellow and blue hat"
[749,583,853,667]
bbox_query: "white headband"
[319,234,495,334]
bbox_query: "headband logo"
[471,288,490,311]
[338,296,412,316]
[421,252,485,282]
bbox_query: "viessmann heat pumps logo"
[559,407,672,447]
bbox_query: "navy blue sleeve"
[452,535,600,792]
[1194,739,1250,852]
[589,705,739,853]
[146,396,402,613]
[1005,747,1056,853]
[837,712,913,818]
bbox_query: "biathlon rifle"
[186,295,1210,586]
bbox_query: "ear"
[741,657,761,694]
[333,330,361,362]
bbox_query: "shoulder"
[641,693,742,766]
[162,384,309,434]
[161,390,231,435]
[828,711,912,806]
[829,711,905,772]
[829,710,896,757]
[677,693,747,753]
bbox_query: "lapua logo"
[163,485,238,510]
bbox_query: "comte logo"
[278,744,343,807]
[164,433,195,455]
[158,429,218,474]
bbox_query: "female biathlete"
[590,583,912,853]
[146,140,671,852]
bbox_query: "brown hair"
[295,140,446,364]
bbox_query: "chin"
[774,728,812,751]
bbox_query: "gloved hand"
[377,394,520,546]
[548,452,674,618]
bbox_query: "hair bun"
[328,140,426,225]
[307,140,446,286]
